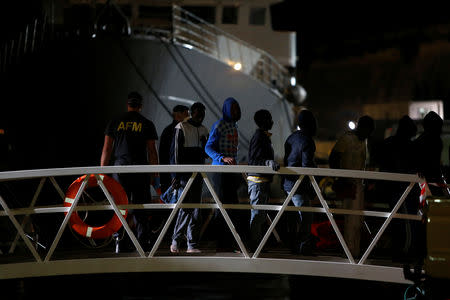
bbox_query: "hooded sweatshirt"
[282,110,317,192]
[205,97,239,165]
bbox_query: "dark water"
[1,272,408,300]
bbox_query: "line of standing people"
[99,91,367,255]
[374,111,445,262]
[161,97,321,254]
[100,91,446,260]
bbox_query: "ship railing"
[0,165,422,271]
[170,5,290,92]
[0,16,48,74]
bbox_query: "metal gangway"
[0,165,422,283]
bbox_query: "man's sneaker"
[186,248,201,253]
[170,244,179,253]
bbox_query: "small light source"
[92,33,96,38]
[181,43,193,50]
[233,62,242,71]
[348,121,356,130]
[290,76,296,86]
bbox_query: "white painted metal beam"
[0,165,424,284]
[0,165,421,183]
[0,257,412,284]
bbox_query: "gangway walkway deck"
[0,165,423,284]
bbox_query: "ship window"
[249,7,266,25]
[139,6,172,20]
[181,6,216,24]
[222,6,238,24]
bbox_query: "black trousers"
[210,172,247,248]
[112,171,151,244]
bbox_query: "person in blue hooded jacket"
[283,109,317,255]
[205,97,241,165]
[205,97,245,251]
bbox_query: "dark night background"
[2,1,450,137]
[271,1,450,144]
[1,2,450,299]
[1,0,450,166]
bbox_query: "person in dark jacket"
[411,111,444,262]
[159,105,189,194]
[378,115,417,175]
[247,110,280,250]
[377,115,417,261]
[101,91,159,252]
[170,102,208,253]
[413,111,444,194]
[283,109,317,255]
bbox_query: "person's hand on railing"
[222,157,236,165]
[265,160,280,171]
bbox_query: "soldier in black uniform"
[101,91,159,251]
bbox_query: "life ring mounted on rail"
[64,174,128,239]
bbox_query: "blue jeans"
[285,191,313,252]
[172,174,203,249]
[248,180,270,249]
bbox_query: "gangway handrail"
[0,165,424,283]
[0,165,420,182]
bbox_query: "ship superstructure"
[1,0,302,168]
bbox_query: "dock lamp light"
[290,76,296,86]
[348,121,356,130]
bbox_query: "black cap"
[173,105,189,113]
[127,91,143,106]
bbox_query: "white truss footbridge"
[0,165,423,284]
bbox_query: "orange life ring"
[64,174,128,239]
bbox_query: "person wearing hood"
[376,115,417,261]
[411,111,445,263]
[283,109,317,255]
[247,109,280,251]
[205,97,241,165]
[329,115,375,258]
[413,111,444,193]
[205,97,244,251]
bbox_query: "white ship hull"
[97,36,294,162]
